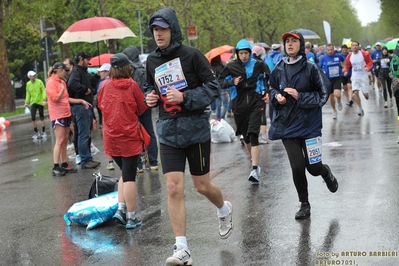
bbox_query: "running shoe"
[75,154,81,165]
[67,143,75,151]
[150,165,158,171]
[52,166,66,177]
[219,201,233,239]
[323,164,338,193]
[347,100,353,107]
[90,144,100,157]
[166,244,193,266]
[259,137,269,144]
[295,202,311,219]
[337,101,343,111]
[41,132,47,138]
[137,166,144,173]
[32,132,41,139]
[106,162,115,170]
[390,100,393,108]
[62,164,77,173]
[384,102,388,108]
[332,110,337,120]
[248,167,260,184]
[113,209,127,225]
[126,217,142,229]
[358,108,364,116]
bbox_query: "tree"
[0,0,15,112]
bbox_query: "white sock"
[118,202,126,211]
[217,201,230,217]
[127,211,135,219]
[175,236,188,250]
[261,134,268,139]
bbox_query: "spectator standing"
[46,62,89,176]
[122,45,159,172]
[98,53,147,229]
[67,52,100,169]
[24,71,47,139]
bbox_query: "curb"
[6,111,49,126]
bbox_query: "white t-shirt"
[350,52,368,78]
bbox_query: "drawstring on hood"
[149,8,183,55]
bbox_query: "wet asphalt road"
[1,87,399,266]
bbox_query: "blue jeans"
[215,91,229,119]
[71,105,93,165]
[138,108,158,167]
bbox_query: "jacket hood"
[109,78,133,90]
[235,39,252,62]
[122,45,143,68]
[149,8,183,54]
[283,30,306,57]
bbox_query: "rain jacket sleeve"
[298,62,331,108]
[182,50,220,111]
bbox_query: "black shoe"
[323,165,338,193]
[52,167,66,177]
[295,202,311,219]
[347,100,353,107]
[62,164,77,173]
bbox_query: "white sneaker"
[390,100,394,108]
[332,110,337,119]
[358,108,364,116]
[337,101,343,111]
[106,162,115,170]
[248,167,260,184]
[165,244,193,266]
[41,132,47,138]
[219,201,233,239]
[75,155,81,165]
[90,143,100,156]
[258,137,269,144]
[67,143,74,151]
[32,132,41,139]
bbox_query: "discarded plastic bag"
[64,191,118,230]
[210,119,237,143]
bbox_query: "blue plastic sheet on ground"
[63,191,118,230]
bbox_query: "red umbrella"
[89,53,114,67]
[205,45,235,63]
[221,53,233,63]
[58,17,136,44]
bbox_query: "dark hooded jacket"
[122,45,147,92]
[144,8,220,148]
[218,39,266,113]
[67,64,94,104]
[268,31,331,140]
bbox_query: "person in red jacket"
[344,41,373,116]
[98,53,147,229]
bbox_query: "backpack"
[389,41,399,78]
[131,64,147,93]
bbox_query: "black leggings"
[112,155,139,182]
[282,138,329,203]
[379,76,392,101]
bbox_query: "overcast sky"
[350,0,381,26]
